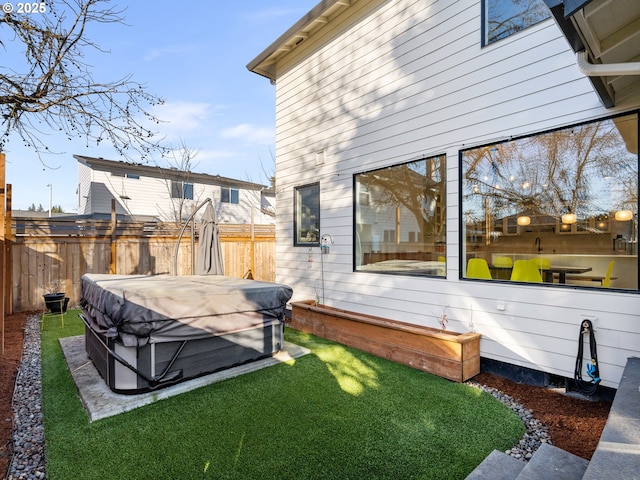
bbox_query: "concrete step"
[465,449,525,479]
[515,443,588,480]
[582,356,640,480]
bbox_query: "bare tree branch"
[0,0,166,160]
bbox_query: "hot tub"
[80,273,293,394]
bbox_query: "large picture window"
[461,114,639,290]
[294,183,320,246]
[483,0,551,45]
[355,155,446,276]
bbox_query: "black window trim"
[457,110,640,291]
[294,182,321,247]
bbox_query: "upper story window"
[354,155,446,276]
[221,187,239,204]
[111,172,140,179]
[171,181,194,200]
[483,0,551,46]
[461,113,638,291]
[294,183,320,246]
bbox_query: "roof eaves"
[543,0,614,108]
[74,155,267,190]
[247,0,353,81]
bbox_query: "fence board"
[11,218,276,312]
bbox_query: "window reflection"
[461,114,638,290]
[484,0,551,45]
[355,155,446,276]
[294,183,320,246]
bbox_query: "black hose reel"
[574,319,600,396]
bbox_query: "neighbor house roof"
[544,0,640,108]
[75,155,267,191]
[246,0,353,81]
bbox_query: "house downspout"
[576,50,640,76]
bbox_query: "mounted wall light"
[517,215,531,226]
[562,213,577,224]
[615,210,633,221]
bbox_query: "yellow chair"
[510,259,542,283]
[530,257,551,281]
[41,296,67,330]
[493,256,513,268]
[602,261,615,287]
[467,258,492,279]
[530,257,550,270]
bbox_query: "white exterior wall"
[77,161,93,214]
[272,0,640,388]
[77,163,274,223]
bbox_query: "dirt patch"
[0,312,30,476]
[473,372,611,460]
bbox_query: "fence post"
[0,153,5,354]
[110,199,116,274]
[5,184,11,315]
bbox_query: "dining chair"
[529,257,551,281]
[467,258,492,279]
[493,256,513,268]
[603,261,615,287]
[530,257,550,270]
[467,258,492,280]
[510,259,542,283]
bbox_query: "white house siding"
[76,159,274,224]
[271,0,639,388]
[77,161,93,214]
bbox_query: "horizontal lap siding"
[271,0,639,388]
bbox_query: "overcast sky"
[3,0,318,212]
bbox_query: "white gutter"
[577,50,640,76]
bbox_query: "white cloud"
[150,101,218,137]
[143,45,196,62]
[220,123,274,144]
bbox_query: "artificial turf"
[41,309,524,479]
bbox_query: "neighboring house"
[75,155,275,223]
[248,0,640,389]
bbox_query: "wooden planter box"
[290,300,481,382]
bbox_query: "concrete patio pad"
[59,335,310,422]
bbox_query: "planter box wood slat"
[290,300,480,382]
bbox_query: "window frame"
[481,0,551,47]
[221,187,240,204]
[353,154,447,277]
[294,182,321,247]
[171,181,194,200]
[458,112,639,291]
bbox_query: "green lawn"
[41,310,524,479]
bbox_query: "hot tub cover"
[81,274,293,347]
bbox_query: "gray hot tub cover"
[81,273,293,347]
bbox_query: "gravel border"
[6,314,549,479]
[465,380,552,461]
[8,315,45,480]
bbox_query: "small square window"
[171,181,194,200]
[221,187,239,204]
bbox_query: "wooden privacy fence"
[11,217,276,313]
